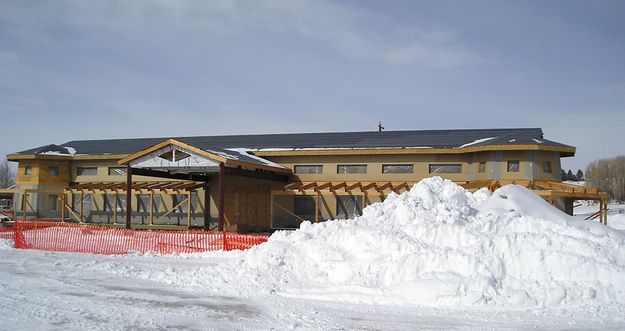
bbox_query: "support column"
[218,163,226,232]
[125,165,132,229]
[315,190,319,224]
[203,182,210,231]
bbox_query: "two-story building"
[5,128,607,232]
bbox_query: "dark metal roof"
[12,128,572,156]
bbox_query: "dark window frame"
[294,165,323,174]
[542,161,552,173]
[428,164,462,174]
[507,160,520,173]
[382,164,414,174]
[478,161,486,173]
[48,166,59,177]
[337,164,367,174]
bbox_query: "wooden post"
[22,193,26,221]
[79,191,84,223]
[113,192,118,225]
[125,165,132,229]
[315,191,319,224]
[149,191,154,226]
[599,200,603,225]
[187,191,192,228]
[61,194,65,222]
[203,182,210,231]
[218,163,225,232]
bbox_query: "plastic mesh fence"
[9,220,268,255]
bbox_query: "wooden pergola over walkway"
[280,179,610,225]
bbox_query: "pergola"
[279,179,610,225]
[116,139,290,230]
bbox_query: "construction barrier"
[0,226,13,240]
[7,220,269,255]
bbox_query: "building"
[4,128,608,232]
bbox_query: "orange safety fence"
[5,220,269,255]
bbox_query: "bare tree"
[586,155,625,202]
[0,158,16,189]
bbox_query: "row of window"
[23,161,554,177]
[295,160,554,175]
[23,166,128,177]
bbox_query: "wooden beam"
[224,166,289,182]
[315,182,332,191]
[125,165,132,229]
[203,182,210,231]
[284,182,303,190]
[361,182,378,191]
[218,163,226,232]
[130,167,211,182]
[346,182,362,192]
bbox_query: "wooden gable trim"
[116,138,290,174]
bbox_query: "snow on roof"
[457,137,497,148]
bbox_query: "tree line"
[560,168,585,182]
[0,158,15,189]
[585,155,625,202]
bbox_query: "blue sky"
[1,0,624,171]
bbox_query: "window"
[507,160,520,172]
[382,164,413,174]
[159,149,190,162]
[136,195,160,213]
[24,166,32,175]
[173,193,198,213]
[48,166,59,176]
[49,195,58,212]
[336,195,363,219]
[543,161,552,173]
[104,194,126,212]
[337,164,367,174]
[294,165,323,174]
[293,196,319,219]
[77,167,97,176]
[429,164,462,173]
[108,167,127,176]
[478,162,486,173]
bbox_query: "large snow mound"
[240,177,625,308]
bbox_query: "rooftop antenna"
[377,121,385,132]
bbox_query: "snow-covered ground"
[2,177,625,330]
[575,202,625,231]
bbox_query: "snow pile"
[239,177,625,308]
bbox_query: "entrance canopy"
[115,139,290,230]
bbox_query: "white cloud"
[0,0,481,69]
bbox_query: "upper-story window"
[108,167,127,176]
[507,160,520,172]
[478,162,486,173]
[382,164,413,174]
[337,164,367,174]
[294,165,323,174]
[24,166,32,175]
[542,161,552,173]
[77,167,97,176]
[48,166,59,177]
[429,164,462,173]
